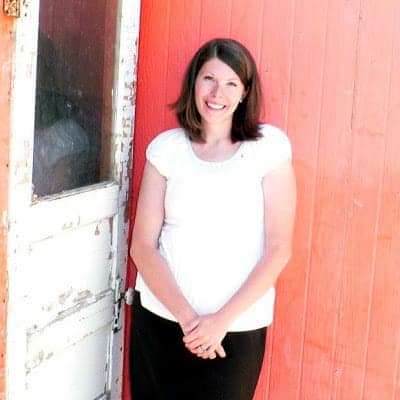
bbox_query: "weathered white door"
[6,1,140,399]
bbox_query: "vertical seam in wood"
[331,2,362,399]
[350,0,364,133]
[297,2,330,399]
[393,312,400,400]
[162,0,171,125]
[227,0,233,36]
[320,2,342,397]
[331,215,352,400]
[257,2,270,397]
[359,96,391,397]
[199,0,205,43]
[325,2,363,397]
[197,1,203,47]
[256,0,265,67]
[285,1,301,398]
[284,0,296,132]
[391,9,400,399]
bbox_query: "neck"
[201,121,232,144]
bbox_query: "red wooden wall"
[0,13,14,398]
[125,1,400,399]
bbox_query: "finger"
[195,342,217,358]
[185,342,209,356]
[182,330,201,343]
[203,348,217,359]
[197,350,216,359]
[215,344,226,358]
[184,334,211,348]
[184,339,205,351]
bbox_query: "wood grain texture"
[333,1,399,399]
[297,1,360,399]
[358,1,400,399]
[125,1,400,399]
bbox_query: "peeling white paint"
[6,0,140,399]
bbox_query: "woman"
[130,38,296,400]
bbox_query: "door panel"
[6,1,140,399]
[27,325,111,399]
[25,217,115,327]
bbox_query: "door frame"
[5,0,140,398]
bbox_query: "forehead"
[198,57,240,80]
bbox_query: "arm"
[130,161,197,329]
[183,160,297,356]
[130,161,226,358]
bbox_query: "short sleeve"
[146,129,182,178]
[258,124,292,176]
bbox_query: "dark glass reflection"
[33,2,116,197]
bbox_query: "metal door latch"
[113,277,134,333]
[3,0,20,17]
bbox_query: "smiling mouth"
[206,101,225,110]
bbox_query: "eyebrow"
[201,71,240,81]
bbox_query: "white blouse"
[135,124,292,331]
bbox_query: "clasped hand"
[181,313,229,360]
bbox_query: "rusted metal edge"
[3,0,20,17]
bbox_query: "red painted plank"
[0,14,13,398]
[164,0,202,128]
[133,0,171,174]
[265,0,330,398]
[259,0,295,128]
[257,1,297,398]
[390,15,400,400]
[362,2,400,399]
[298,1,361,400]
[198,0,232,43]
[333,1,397,399]
[230,0,264,61]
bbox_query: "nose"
[210,81,223,97]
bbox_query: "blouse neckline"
[185,136,245,166]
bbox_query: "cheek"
[195,80,210,98]
[194,86,202,105]
[228,93,242,109]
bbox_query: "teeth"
[207,102,224,110]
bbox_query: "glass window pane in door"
[33,0,118,197]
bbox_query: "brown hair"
[170,38,263,143]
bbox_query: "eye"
[227,81,238,87]
[203,75,214,81]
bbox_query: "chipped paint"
[25,350,54,373]
[73,290,93,304]
[6,0,140,398]
[58,287,73,305]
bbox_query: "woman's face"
[194,57,246,131]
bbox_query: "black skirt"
[130,291,267,400]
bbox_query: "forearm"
[130,242,197,328]
[182,245,291,357]
[218,245,292,326]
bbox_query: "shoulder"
[258,124,291,148]
[147,127,187,150]
[248,124,292,176]
[146,128,187,178]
